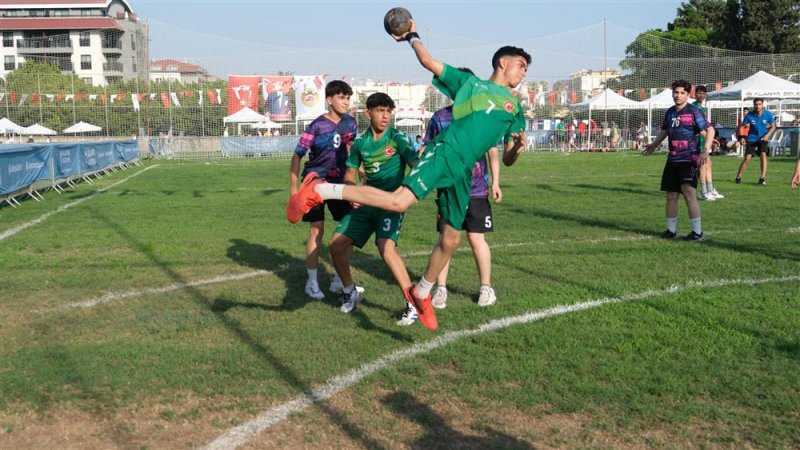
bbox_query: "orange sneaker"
[286,172,325,223]
[404,285,438,331]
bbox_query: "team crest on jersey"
[503,101,514,112]
[384,146,395,156]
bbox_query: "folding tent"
[570,89,642,147]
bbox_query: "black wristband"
[405,32,420,42]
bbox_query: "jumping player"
[327,93,419,321]
[643,79,714,242]
[422,91,503,309]
[287,17,529,331]
[289,80,358,300]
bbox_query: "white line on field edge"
[0,165,158,242]
[199,274,800,450]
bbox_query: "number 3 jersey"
[295,113,358,182]
[346,127,418,192]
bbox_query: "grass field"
[1,152,798,449]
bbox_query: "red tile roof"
[150,59,205,74]
[3,1,113,5]
[0,17,124,31]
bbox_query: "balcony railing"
[103,61,123,72]
[101,41,122,50]
[16,36,72,49]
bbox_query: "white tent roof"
[63,121,102,133]
[252,120,282,129]
[570,88,642,110]
[223,107,268,124]
[706,71,800,100]
[22,123,57,136]
[0,117,24,134]
[396,118,423,126]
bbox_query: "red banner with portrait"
[259,76,294,122]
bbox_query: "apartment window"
[130,34,136,50]
[80,55,91,70]
[53,9,69,17]
[132,57,136,73]
[4,56,14,71]
[82,77,92,85]
[2,32,12,48]
[79,31,90,47]
[30,10,45,17]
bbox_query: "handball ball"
[384,7,413,36]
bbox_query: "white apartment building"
[563,68,622,101]
[0,0,148,86]
[150,59,214,84]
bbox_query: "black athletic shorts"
[436,197,494,233]
[302,199,351,223]
[660,160,698,192]
[745,140,768,156]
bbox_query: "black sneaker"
[758,178,766,185]
[683,231,707,242]
[735,177,741,184]
[661,229,677,239]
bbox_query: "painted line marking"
[42,267,286,312]
[200,274,800,450]
[0,165,158,242]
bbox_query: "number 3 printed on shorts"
[383,218,392,231]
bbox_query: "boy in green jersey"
[328,93,419,321]
[288,15,529,330]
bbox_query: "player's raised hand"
[510,130,525,147]
[390,19,416,42]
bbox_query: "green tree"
[741,0,800,53]
[669,0,727,46]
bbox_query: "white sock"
[707,182,715,193]
[416,276,434,298]
[667,217,678,233]
[307,268,318,282]
[315,183,343,200]
[342,284,354,294]
[691,217,702,234]
[701,183,708,195]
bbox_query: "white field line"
[46,227,798,311]
[200,274,800,450]
[43,268,286,312]
[0,165,158,242]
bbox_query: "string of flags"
[0,89,225,110]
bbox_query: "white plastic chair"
[767,129,784,156]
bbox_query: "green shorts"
[403,142,472,230]
[335,205,404,248]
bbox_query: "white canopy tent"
[570,89,642,147]
[22,123,57,136]
[63,121,102,133]
[706,71,800,125]
[223,107,270,135]
[0,117,24,135]
[252,120,282,130]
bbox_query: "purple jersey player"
[289,80,358,300]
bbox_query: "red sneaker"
[404,285,438,331]
[286,173,325,223]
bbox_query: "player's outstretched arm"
[391,20,443,78]
[487,147,503,202]
[643,130,667,156]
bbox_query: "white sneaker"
[710,190,724,199]
[431,286,448,309]
[702,192,716,201]
[339,286,363,313]
[396,302,418,325]
[329,275,344,294]
[477,286,496,307]
[305,279,325,300]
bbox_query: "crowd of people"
[284,14,800,331]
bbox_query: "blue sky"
[131,0,686,82]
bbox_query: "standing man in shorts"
[289,80,358,300]
[695,85,724,200]
[287,17,529,331]
[327,93,419,321]
[735,98,776,185]
[422,93,502,309]
[643,79,714,242]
